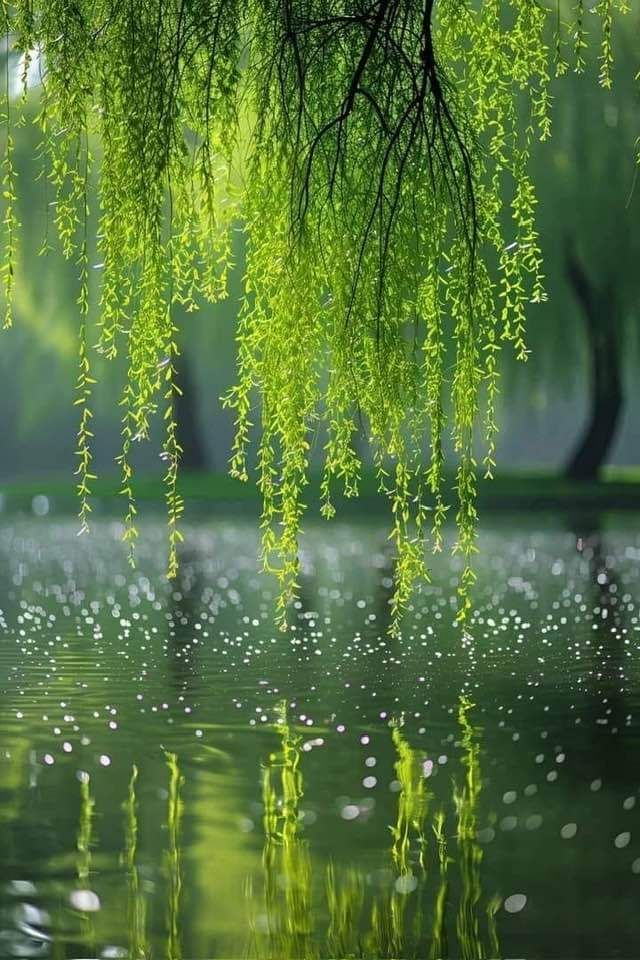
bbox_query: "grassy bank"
[1,467,640,515]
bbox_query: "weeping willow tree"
[0,0,634,626]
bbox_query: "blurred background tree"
[0,71,240,482]
[499,4,640,480]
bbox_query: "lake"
[0,509,638,959]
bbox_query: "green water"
[0,511,639,958]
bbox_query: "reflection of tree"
[574,521,625,636]
[166,546,206,696]
[375,551,396,636]
[569,514,629,776]
[570,515,625,678]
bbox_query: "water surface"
[1,510,639,958]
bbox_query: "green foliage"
[0,1,634,628]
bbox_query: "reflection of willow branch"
[77,775,94,886]
[165,752,184,960]
[486,894,501,959]
[326,863,364,958]
[391,721,429,875]
[455,695,490,960]
[429,810,450,960]
[76,773,96,949]
[259,703,315,959]
[121,764,149,959]
[372,719,430,955]
[253,699,501,959]
[327,721,431,958]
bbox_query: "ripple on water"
[0,513,639,958]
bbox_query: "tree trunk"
[175,349,209,471]
[564,247,623,482]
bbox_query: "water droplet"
[69,889,101,912]
[504,893,527,913]
[394,874,418,894]
[31,495,50,517]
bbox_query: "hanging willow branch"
[0,0,633,630]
